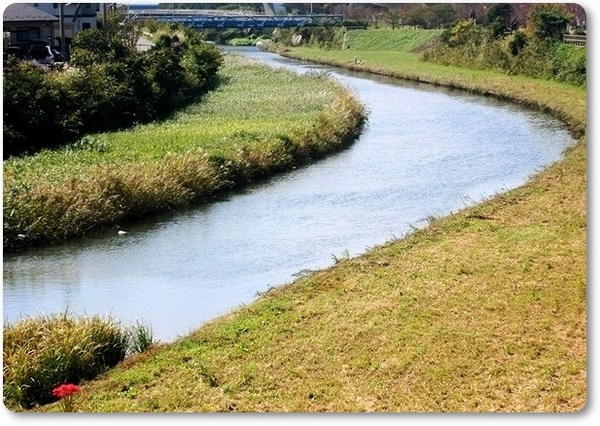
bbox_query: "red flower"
[52,383,81,399]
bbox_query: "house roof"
[3,3,58,22]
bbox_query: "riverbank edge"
[273,45,586,138]
[2,59,367,252]
[28,45,587,412]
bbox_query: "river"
[2,47,575,342]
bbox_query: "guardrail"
[127,9,344,29]
[563,34,586,47]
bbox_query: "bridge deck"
[127,9,344,29]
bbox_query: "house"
[3,2,101,56]
[3,3,58,50]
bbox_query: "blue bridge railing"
[126,9,344,29]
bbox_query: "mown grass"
[343,27,444,51]
[17,28,587,412]
[2,54,366,251]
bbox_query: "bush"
[423,18,585,87]
[69,28,131,67]
[526,3,573,42]
[2,62,76,157]
[551,43,586,86]
[180,35,223,91]
[3,27,224,159]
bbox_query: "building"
[3,3,58,49]
[3,2,101,55]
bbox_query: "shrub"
[508,30,528,56]
[551,43,586,86]
[180,36,223,91]
[3,27,224,158]
[2,62,75,157]
[69,28,133,67]
[423,17,585,87]
[526,3,574,42]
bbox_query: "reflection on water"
[3,47,575,342]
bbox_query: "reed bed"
[3,54,366,251]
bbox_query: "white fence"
[563,34,586,47]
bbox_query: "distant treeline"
[156,3,585,31]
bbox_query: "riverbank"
[2,54,366,252]
[32,34,585,412]
[272,43,585,138]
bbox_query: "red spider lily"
[52,383,81,399]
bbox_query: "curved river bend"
[3,47,575,342]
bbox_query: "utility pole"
[102,2,107,33]
[59,3,66,60]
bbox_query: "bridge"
[125,9,344,29]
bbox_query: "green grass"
[10,28,586,412]
[3,54,366,251]
[343,27,444,51]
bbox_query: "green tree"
[405,4,456,29]
[527,3,573,42]
[486,3,512,38]
[429,3,458,29]
[405,5,431,28]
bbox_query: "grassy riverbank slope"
[2,54,366,251]
[31,29,586,412]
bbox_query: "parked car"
[28,44,54,65]
[3,45,32,62]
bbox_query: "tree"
[404,5,431,28]
[527,3,573,42]
[404,4,457,29]
[385,10,402,29]
[486,3,513,38]
[429,3,458,29]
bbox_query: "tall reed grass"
[3,55,366,251]
[3,312,154,410]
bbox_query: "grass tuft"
[3,312,132,410]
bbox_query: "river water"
[2,47,575,342]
